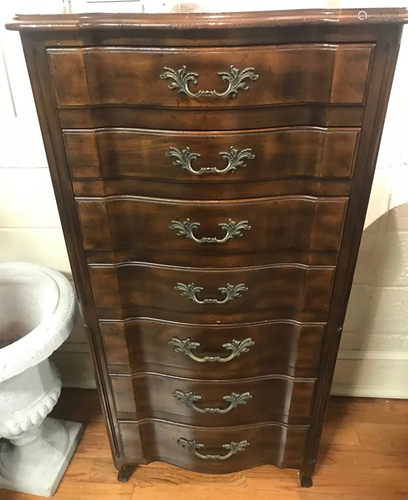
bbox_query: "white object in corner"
[0,262,84,497]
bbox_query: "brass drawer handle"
[173,390,252,414]
[174,282,248,305]
[160,65,259,99]
[177,438,249,460]
[166,146,255,175]
[168,337,255,363]
[170,219,251,244]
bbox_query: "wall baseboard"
[331,384,408,399]
[61,376,97,390]
[337,349,408,361]
[51,351,96,390]
[332,355,408,399]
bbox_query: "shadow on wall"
[332,24,408,396]
[0,224,72,281]
[333,197,408,398]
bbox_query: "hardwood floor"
[2,389,408,500]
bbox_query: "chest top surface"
[6,4,408,31]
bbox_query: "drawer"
[118,420,307,472]
[77,195,347,267]
[48,44,373,108]
[111,372,315,426]
[100,318,325,378]
[64,127,359,183]
[89,262,335,322]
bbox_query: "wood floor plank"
[355,423,408,451]
[89,459,247,488]
[130,486,305,500]
[0,483,134,500]
[325,397,408,424]
[319,422,361,447]
[1,390,408,500]
[49,483,134,500]
[59,458,94,483]
[72,429,113,459]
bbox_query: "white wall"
[0,5,407,395]
[333,30,408,397]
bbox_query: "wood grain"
[4,390,408,499]
[73,177,353,200]
[100,319,325,379]
[110,373,315,425]
[48,44,372,108]
[9,11,406,488]
[119,420,308,473]
[76,195,347,267]
[64,127,359,182]
[59,105,365,131]
[88,262,335,322]
[300,24,404,479]
[8,8,408,31]
[76,392,408,498]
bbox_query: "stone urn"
[0,262,84,497]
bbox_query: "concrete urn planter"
[0,263,84,497]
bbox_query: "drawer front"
[118,420,307,472]
[49,44,373,108]
[111,373,314,426]
[101,319,325,378]
[89,262,335,322]
[77,196,347,267]
[64,127,359,182]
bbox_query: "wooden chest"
[8,6,407,486]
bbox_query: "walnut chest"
[8,6,408,486]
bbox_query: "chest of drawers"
[8,6,407,487]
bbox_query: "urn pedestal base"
[0,417,84,497]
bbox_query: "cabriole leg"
[117,463,138,482]
[299,471,313,488]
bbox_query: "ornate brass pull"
[168,337,255,363]
[177,438,249,460]
[170,219,251,244]
[173,390,252,414]
[166,147,255,175]
[160,65,259,99]
[174,282,248,305]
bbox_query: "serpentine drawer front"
[88,263,335,322]
[48,44,372,108]
[9,6,407,487]
[118,420,308,473]
[67,127,359,199]
[100,319,325,379]
[109,373,315,425]
[77,195,347,266]
[64,127,359,183]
